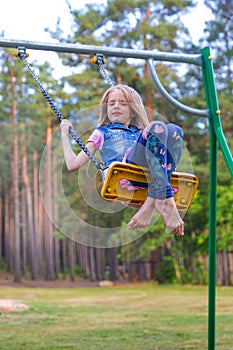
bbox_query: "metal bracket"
[13,46,29,58]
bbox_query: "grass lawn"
[0,282,232,350]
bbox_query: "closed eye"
[108,100,128,106]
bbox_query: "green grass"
[0,283,232,349]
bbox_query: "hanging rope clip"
[91,53,107,66]
[91,53,114,87]
[13,47,29,59]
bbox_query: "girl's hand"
[142,122,165,139]
[60,119,73,135]
[142,122,154,140]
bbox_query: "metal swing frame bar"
[0,38,232,350]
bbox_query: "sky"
[0,0,213,78]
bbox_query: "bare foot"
[128,197,156,229]
[154,197,184,236]
[128,196,184,236]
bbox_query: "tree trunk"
[62,239,67,279]
[33,151,41,277]
[21,188,27,276]
[216,253,223,285]
[44,118,55,280]
[12,124,21,282]
[69,239,75,281]
[108,247,118,282]
[89,247,96,281]
[38,191,45,278]
[96,248,105,280]
[21,123,38,279]
[77,244,90,279]
[222,249,229,285]
[4,194,10,275]
[54,238,60,279]
[138,258,146,281]
[8,55,21,282]
[34,152,44,278]
[228,252,233,285]
[52,152,60,279]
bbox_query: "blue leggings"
[126,121,184,200]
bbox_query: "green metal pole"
[200,47,219,350]
[207,112,218,350]
[200,48,233,178]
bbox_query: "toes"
[172,223,184,236]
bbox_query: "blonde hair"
[98,84,149,129]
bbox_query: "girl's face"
[107,89,132,127]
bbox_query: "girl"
[60,84,184,236]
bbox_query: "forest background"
[0,0,232,285]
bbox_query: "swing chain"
[15,47,105,171]
[16,47,64,122]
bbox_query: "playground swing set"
[0,38,232,350]
[13,47,198,212]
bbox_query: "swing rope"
[14,47,105,171]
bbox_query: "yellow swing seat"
[101,162,199,212]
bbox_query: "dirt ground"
[0,276,144,313]
[0,275,142,289]
[0,278,103,289]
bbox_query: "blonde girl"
[60,84,184,235]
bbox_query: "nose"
[113,101,120,108]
